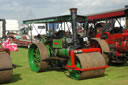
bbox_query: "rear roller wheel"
[0,52,13,83]
[28,43,49,72]
[91,38,110,64]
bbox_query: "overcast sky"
[0,0,128,24]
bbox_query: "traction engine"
[87,7,128,64]
[25,8,108,80]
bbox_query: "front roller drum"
[68,52,106,80]
[28,43,49,72]
[0,52,13,83]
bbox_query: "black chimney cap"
[125,5,128,8]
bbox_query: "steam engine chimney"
[70,8,78,47]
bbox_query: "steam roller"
[0,48,13,83]
[27,8,108,80]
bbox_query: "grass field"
[2,48,128,85]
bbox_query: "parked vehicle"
[0,19,19,39]
[23,8,108,80]
[87,6,128,64]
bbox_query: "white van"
[20,23,46,36]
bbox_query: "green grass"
[2,48,128,85]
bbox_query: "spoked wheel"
[91,38,110,64]
[67,52,106,80]
[28,43,49,72]
[0,52,13,84]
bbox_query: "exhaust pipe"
[70,8,78,46]
[125,5,128,28]
[125,5,128,8]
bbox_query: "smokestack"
[125,5,128,8]
[70,8,78,46]
[125,5,128,28]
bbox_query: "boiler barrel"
[56,48,70,57]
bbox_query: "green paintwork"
[53,39,63,48]
[45,45,51,57]
[41,36,46,43]
[47,44,56,57]
[28,43,51,72]
[56,48,70,57]
[23,15,87,24]
[15,35,22,40]
[28,44,40,72]
[68,58,81,80]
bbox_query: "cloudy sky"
[0,0,128,24]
